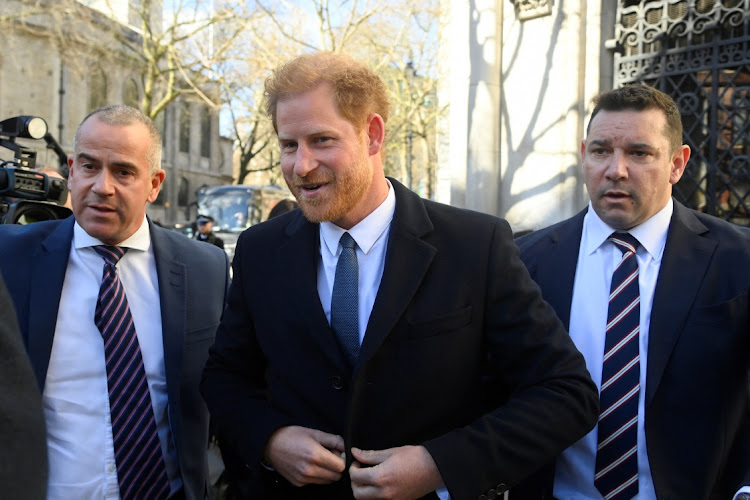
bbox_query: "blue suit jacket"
[0,215,230,500]
[515,201,750,500]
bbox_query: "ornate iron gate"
[611,0,750,225]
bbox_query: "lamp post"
[405,61,416,190]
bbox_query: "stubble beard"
[287,155,373,224]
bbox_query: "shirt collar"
[73,216,151,252]
[320,179,396,257]
[583,198,673,261]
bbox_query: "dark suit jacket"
[0,272,47,499]
[201,178,599,500]
[0,216,230,500]
[515,201,750,500]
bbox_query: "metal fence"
[612,0,750,225]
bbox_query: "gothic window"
[200,106,211,158]
[88,69,107,111]
[123,79,140,108]
[178,176,189,206]
[179,101,190,153]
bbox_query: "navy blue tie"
[595,233,641,500]
[330,233,359,366]
[94,246,170,500]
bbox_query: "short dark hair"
[74,105,162,174]
[588,85,683,153]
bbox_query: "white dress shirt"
[552,200,673,500]
[316,181,450,500]
[318,183,395,343]
[43,217,181,498]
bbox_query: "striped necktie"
[595,233,641,500]
[330,232,359,367]
[94,245,170,500]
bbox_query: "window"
[179,101,190,153]
[123,79,140,108]
[200,106,211,158]
[178,176,189,206]
[88,69,108,111]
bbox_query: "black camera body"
[0,116,72,224]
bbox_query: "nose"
[604,150,628,181]
[91,169,115,195]
[294,144,317,177]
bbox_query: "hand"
[264,425,346,487]
[349,445,444,500]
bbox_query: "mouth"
[294,177,332,196]
[300,183,326,193]
[602,189,631,201]
[87,203,117,214]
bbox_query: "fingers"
[315,428,346,454]
[265,425,346,486]
[349,447,392,496]
[350,446,444,500]
[351,447,392,466]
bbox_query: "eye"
[280,141,297,152]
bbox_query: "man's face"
[198,221,212,235]
[582,108,690,230]
[276,83,379,229]
[67,117,165,245]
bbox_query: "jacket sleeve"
[422,219,599,500]
[200,231,294,468]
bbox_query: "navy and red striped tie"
[595,233,640,500]
[94,245,170,500]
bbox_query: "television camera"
[0,115,72,224]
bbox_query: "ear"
[147,169,167,203]
[669,144,691,185]
[66,156,76,187]
[365,113,385,156]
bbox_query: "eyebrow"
[588,139,656,151]
[77,152,138,170]
[278,128,334,141]
[76,152,99,162]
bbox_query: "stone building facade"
[0,0,234,226]
[438,0,750,232]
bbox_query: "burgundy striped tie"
[595,233,640,500]
[94,245,170,500]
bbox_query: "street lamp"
[405,61,416,190]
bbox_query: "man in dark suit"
[201,51,599,500]
[0,272,47,499]
[0,105,229,499]
[515,85,750,499]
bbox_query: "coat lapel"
[28,218,73,389]
[646,201,715,405]
[150,221,187,415]
[523,210,586,331]
[281,213,350,371]
[358,180,436,367]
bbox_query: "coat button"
[487,489,497,499]
[496,483,507,492]
[330,376,344,390]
